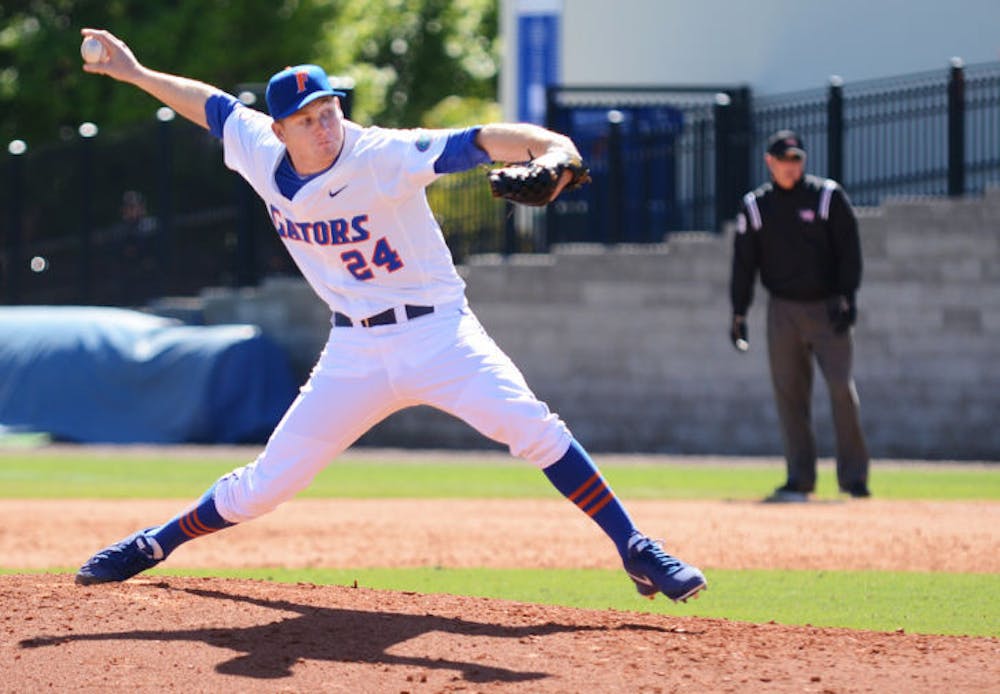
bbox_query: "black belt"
[334,304,434,328]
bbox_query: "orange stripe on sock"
[186,510,213,535]
[568,472,601,502]
[178,515,198,538]
[577,480,608,510]
[586,491,615,517]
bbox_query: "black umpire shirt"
[730,174,863,317]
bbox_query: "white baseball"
[80,36,105,64]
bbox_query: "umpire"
[729,129,870,501]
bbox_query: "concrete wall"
[172,188,1000,460]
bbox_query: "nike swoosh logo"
[627,572,654,587]
[328,185,348,198]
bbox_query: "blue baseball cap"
[265,64,346,120]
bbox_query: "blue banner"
[517,12,560,124]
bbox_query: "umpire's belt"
[333,304,434,328]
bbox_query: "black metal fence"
[3,60,1000,306]
[552,58,1000,243]
[543,86,747,245]
[1,115,296,307]
[749,59,996,205]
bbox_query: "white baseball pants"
[213,302,572,522]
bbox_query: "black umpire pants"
[766,296,870,491]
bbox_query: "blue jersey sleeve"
[205,93,241,139]
[433,126,492,174]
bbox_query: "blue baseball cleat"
[623,533,707,603]
[75,528,164,585]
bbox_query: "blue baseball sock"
[543,439,638,558]
[147,482,234,558]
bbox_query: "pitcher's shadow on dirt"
[20,582,680,684]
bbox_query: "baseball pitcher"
[74,28,705,603]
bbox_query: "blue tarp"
[0,306,298,444]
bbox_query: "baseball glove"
[488,151,591,207]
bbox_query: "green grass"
[5,566,996,637]
[185,567,1000,637]
[0,453,997,500]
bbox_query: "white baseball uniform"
[76,56,704,601]
[209,102,572,522]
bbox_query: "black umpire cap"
[767,130,806,160]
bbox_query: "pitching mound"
[4,574,996,692]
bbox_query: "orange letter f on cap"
[295,70,309,93]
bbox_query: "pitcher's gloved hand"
[730,315,749,352]
[827,295,857,334]
[488,151,591,207]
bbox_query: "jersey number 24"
[341,237,404,280]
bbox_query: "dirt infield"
[3,498,1000,574]
[2,495,999,692]
[1,447,998,691]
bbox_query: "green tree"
[0,0,500,145]
[0,0,333,146]
[316,0,499,127]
